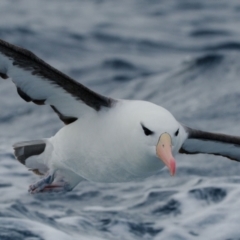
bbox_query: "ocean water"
[0,0,240,239]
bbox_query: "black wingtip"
[13,140,46,165]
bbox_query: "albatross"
[0,38,240,193]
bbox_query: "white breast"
[49,101,166,182]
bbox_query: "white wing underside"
[0,54,89,118]
[180,126,240,162]
[0,39,115,124]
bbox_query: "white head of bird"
[103,100,186,178]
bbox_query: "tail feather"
[13,140,49,175]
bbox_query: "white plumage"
[1,38,240,193]
[49,100,184,183]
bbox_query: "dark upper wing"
[179,126,240,162]
[0,38,116,124]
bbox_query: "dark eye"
[141,123,154,136]
[175,128,179,136]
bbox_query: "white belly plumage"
[49,116,165,183]
[1,38,240,194]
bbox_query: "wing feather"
[180,126,240,162]
[0,38,116,124]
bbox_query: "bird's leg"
[29,168,82,193]
[28,172,55,194]
[40,181,70,192]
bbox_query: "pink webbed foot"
[29,175,53,194]
[41,182,70,192]
[29,176,70,193]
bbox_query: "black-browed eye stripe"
[175,128,179,136]
[141,123,154,136]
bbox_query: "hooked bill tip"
[169,158,176,176]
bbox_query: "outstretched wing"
[180,126,240,162]
[0,38,116,124]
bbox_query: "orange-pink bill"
[156,133,176,176]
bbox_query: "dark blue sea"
[1,0,240,239]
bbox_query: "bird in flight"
[0,38,239,193]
